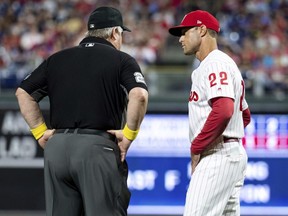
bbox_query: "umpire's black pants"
[44,131,130,216]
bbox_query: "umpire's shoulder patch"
[134,72,146,84]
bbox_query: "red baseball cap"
[169,10,220,36]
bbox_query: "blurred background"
[0,0,287,216]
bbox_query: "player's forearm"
[242,108,251,128]
[191,97,234,154]
[126,87,148,130]
[15,88,45,128]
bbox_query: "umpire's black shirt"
[20,37,148,130]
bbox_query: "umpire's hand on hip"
[38,129,55,149]
[107,129,132,162]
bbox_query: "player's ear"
[199,25,208,37]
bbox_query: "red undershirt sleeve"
[191,97,234,155]
[242,108,251,128]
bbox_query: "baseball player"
[169,10,251,215]
[15,6,148,216]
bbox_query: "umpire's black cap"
[88,6,131,32]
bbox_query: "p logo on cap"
[168,10,220,37]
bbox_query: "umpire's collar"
[79,37,116,49]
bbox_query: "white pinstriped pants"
[184,140,247,216]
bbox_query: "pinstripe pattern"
[186,49,249,215]
[189,50,248,142]
[184,141,247,216]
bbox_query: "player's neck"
[197,39,218,61]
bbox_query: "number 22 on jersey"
[208,71,245,111]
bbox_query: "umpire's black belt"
[55,128,116,142]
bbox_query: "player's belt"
[55,128,116,142]
[223,137,240,143]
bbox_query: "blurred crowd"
[217,0,288,99]
[0,0,287,99]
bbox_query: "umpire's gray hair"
[85,26,123,39]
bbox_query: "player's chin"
[182,47,192,55]
[183,50,193,55]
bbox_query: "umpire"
[15,6,148,216]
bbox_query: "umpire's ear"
[109,27,122,50]
[111,27,122,40]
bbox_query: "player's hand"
[38,129,55,149]
[191,153,200,174]
[107,129,132,162]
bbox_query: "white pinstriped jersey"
[188,49,249,142]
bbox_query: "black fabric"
[54,128,116,142]
[19,37,147,130]
[88,6,131,32]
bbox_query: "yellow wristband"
[123,124,139,141]
[30,123,47,140]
